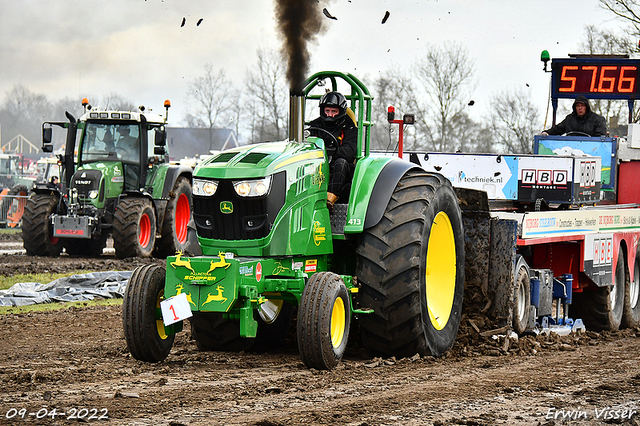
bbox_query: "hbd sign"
[521,169,568,186]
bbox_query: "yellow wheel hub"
[425,211,456,330]
[156,289,169,340]
[330,297,346,348]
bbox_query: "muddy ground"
[1,233,640,425]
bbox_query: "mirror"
[154,129,167,146]
[43,127,52,144]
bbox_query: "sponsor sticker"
[305,259,317,273]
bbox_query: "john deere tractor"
[123,72,465,369]
[22,101,193,258]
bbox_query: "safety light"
[233,176,272,197]
[193,178,218,196]
[541,50,550,72]
[387,105,395,121]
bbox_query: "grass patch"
[0,228,20,235]
[0,271,90,291]
[0,298,122,315]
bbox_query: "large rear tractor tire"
[1,184,28,227]
[356,170,465,358]
[513,255,531,334]
[113,198,156,258]
[297,272,350,370]
[622,251,640,328]
[154,177,192,258]
[123,264,174,362]
[574,245,625,331]
[21,193,63,257]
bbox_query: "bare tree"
[244,46,288,141]
[577,24,638,125]
[599,0,640,34]
[184,63,233,149]
[0,85,51,148]
[413,42,476,151]
[99,94,136,112]
[370,69,419,152]
[488,87,540,154]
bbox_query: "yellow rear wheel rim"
[426,211,456,330]
[330,297,346,348]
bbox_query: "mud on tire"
[356,170,465,358]
[154,177,192,258]
[21,193,63,257]
[513,256,531,334]
[113,198,156,258]
[622,250,640,328]
[123,264,174,362]
[297,272,350,370]
[573,246,625,331]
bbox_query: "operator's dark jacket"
[543,95,607,136]
[308,115,357,163]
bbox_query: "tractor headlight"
[233,176,271,197]
[88,190,99,199]
[193,178,218,196]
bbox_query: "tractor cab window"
[115,124,140,162]
[81,123,140,164]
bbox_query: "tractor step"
[330,203,348,235]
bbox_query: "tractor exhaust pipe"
[289,91,304,143]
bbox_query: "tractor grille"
[193,172,286,241]
[70,169,104,201]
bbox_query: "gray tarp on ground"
[0,271,131,307]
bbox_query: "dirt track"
[1,236,640,425]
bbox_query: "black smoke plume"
[275,0,328,93]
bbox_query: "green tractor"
[22,100,193,258]
[123,72,465,369]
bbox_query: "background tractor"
[123,71,466,369]
[22,100,193,258]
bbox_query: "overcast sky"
[0,0,622,133]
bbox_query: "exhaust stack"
[289,91,304,143]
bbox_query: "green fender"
[344,156,423,234]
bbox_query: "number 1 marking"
[169,304,179,321]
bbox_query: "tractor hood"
[193,141,325,180]
[73,161,125,202]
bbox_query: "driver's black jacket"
[543,95,607,136]
[308,116,357,163]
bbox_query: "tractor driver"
[116,125,140,190]
[541,95,607,137]
[116,125,139,160]
[308,91,357,212]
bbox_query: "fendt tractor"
[22,100,193,258]
[123,71,467,370]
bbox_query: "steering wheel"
[115,146,131,159]
[306,126,338,155]
[565,131,591,137]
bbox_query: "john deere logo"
[220,201,234,214]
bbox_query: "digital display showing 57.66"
[552,58,640,100]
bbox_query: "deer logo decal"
[170,251,195,273]
[202,285,227,306]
